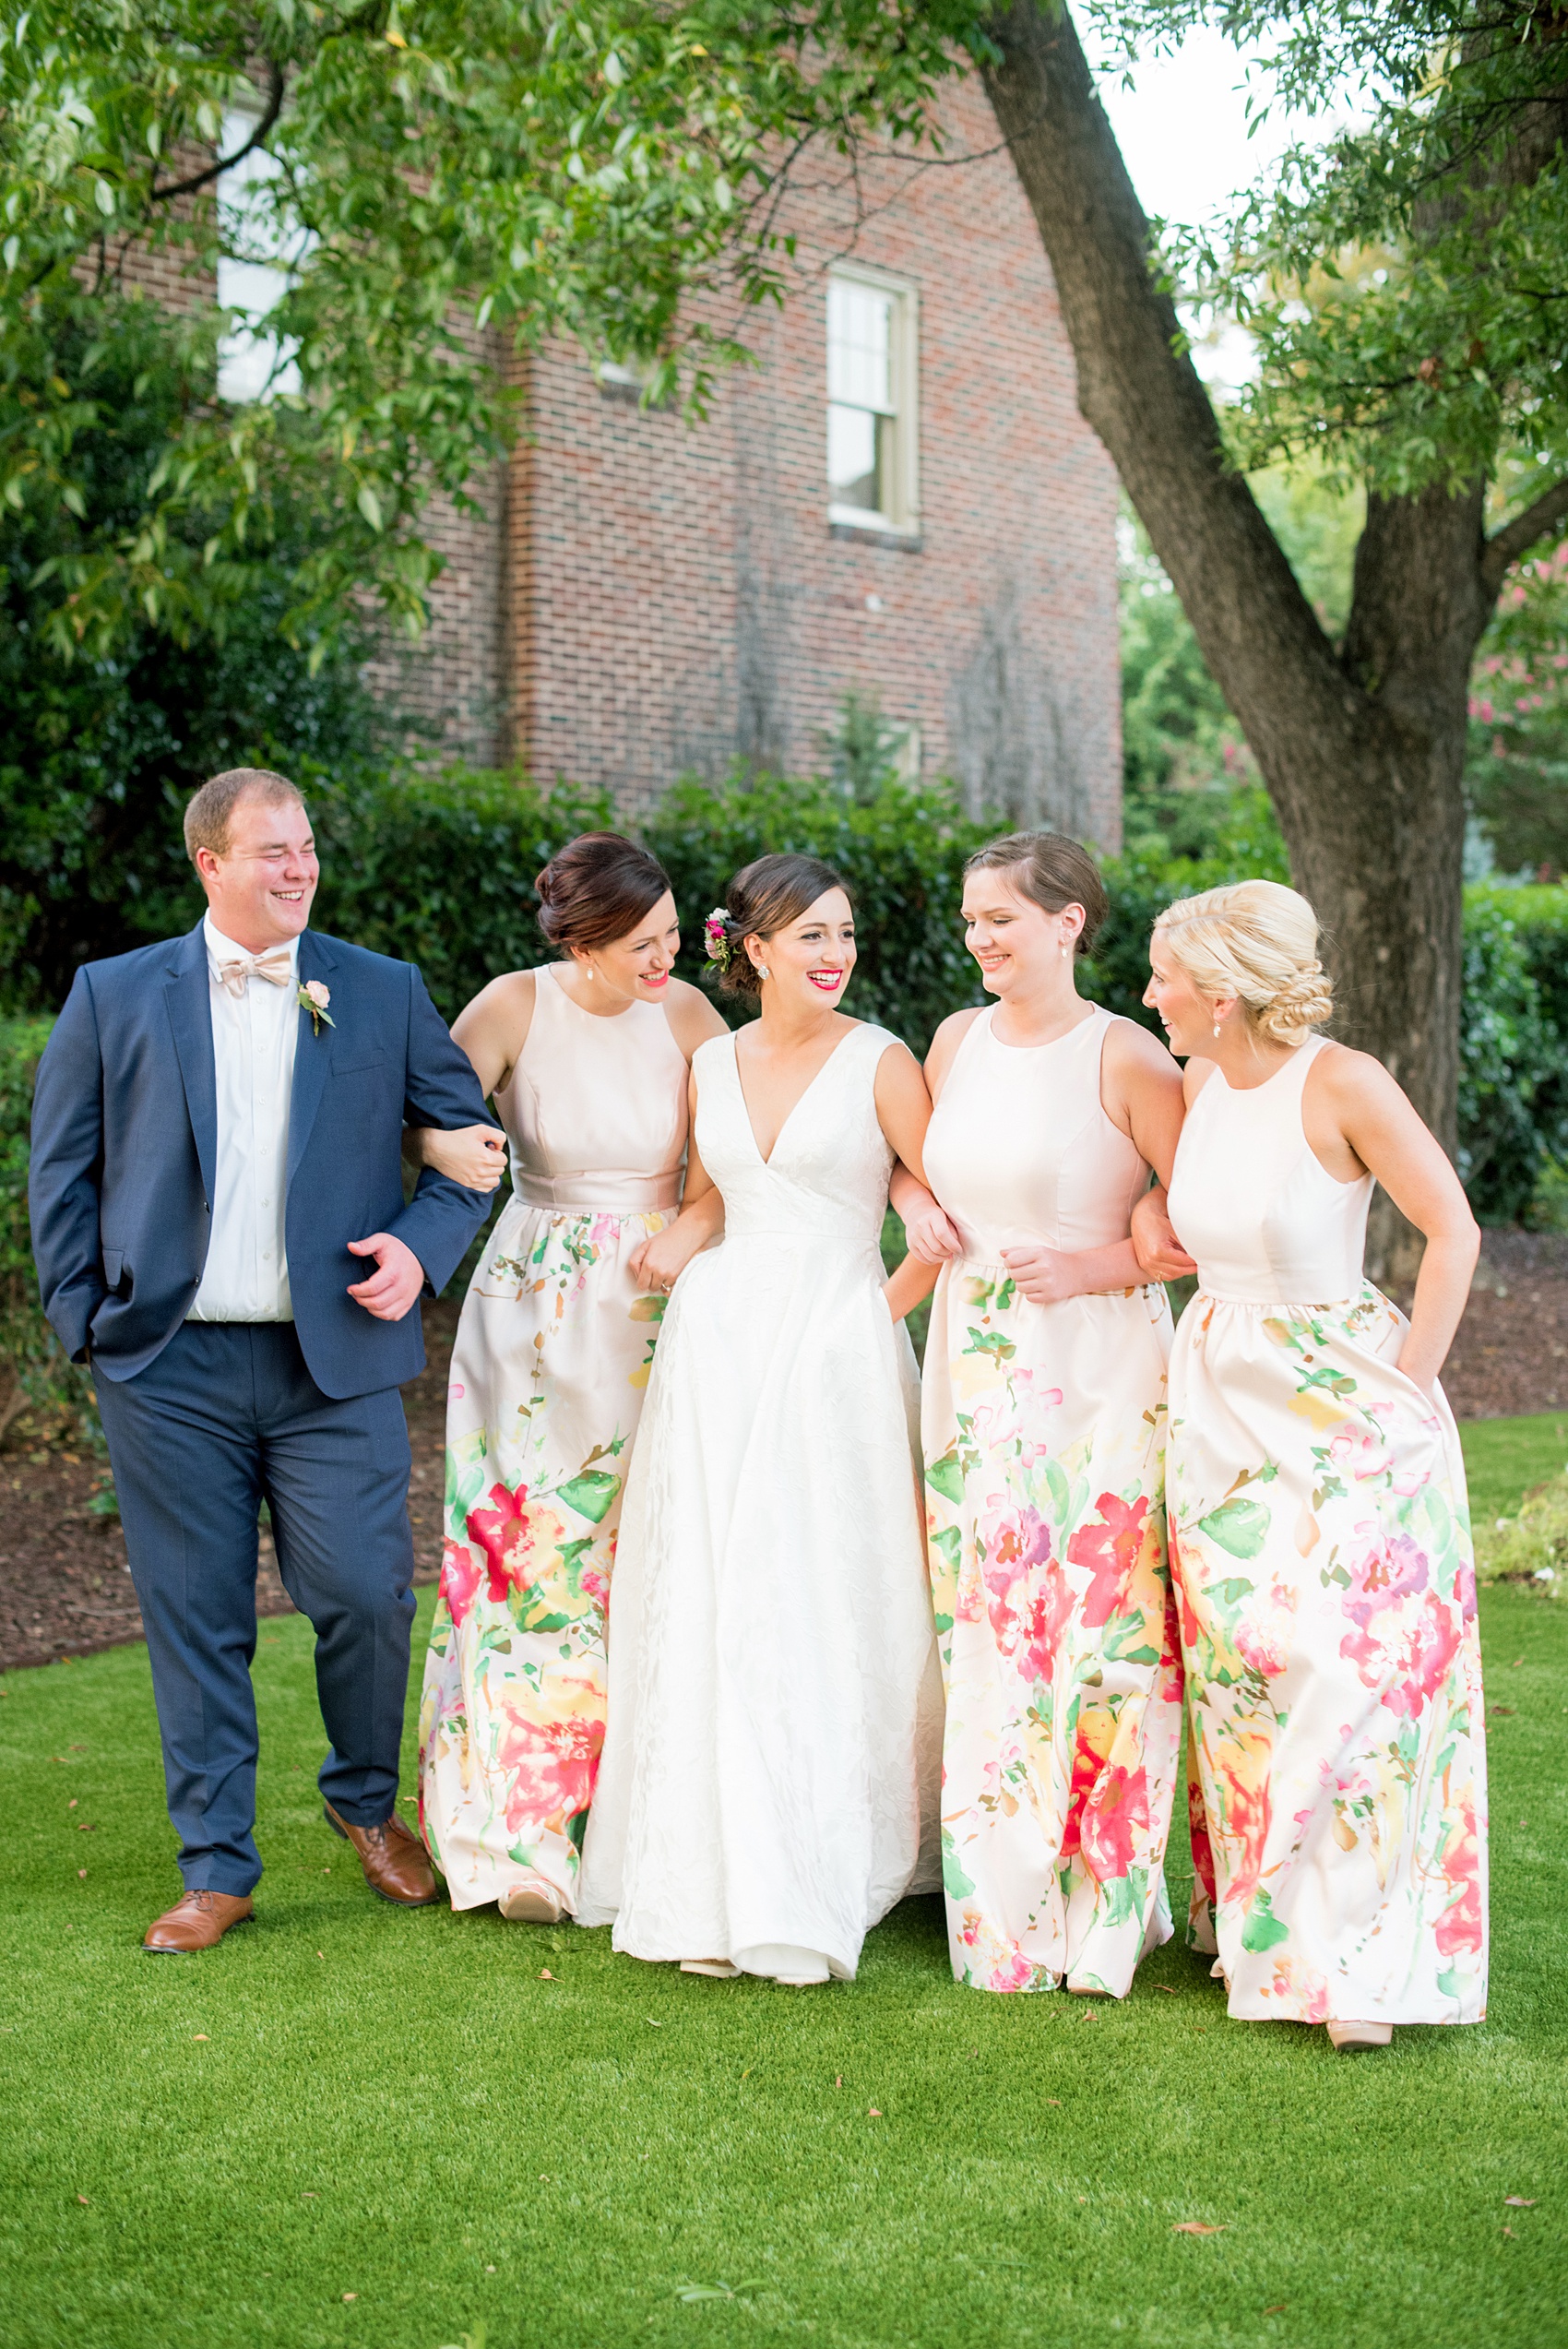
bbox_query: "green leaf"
[1197,1498,1270,1560]
[924,1450,964,1505]
[555,1469,621,1523]
[928,1524,962,1573]
[356,483,384,532]
[941,1834,975,1901]
[1240,1890,1290,1953]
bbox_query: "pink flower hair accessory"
[702,908,733,973]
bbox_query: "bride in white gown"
[576,853,943,1984]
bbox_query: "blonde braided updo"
[1153,879,1334,1048]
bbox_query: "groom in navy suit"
[30,768,497,1950]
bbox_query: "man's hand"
[347,1233,425,1321]
[1131,1186,1197,1283]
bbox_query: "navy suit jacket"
[29,922,496,1400]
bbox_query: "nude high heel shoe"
[498,1872,566,1925]
[1326,2020,1393,2051]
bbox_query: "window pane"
[827,403,885,512]
[827,280,892,412]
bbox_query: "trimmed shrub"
[0,1017,99,1451]
[307,766,613,1024]
[642,767,993,1043]
[1459,887,1568,1224]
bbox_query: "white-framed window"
[216,108,313,403]
[826,268,919,534]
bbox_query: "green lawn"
[1460,1411,1568,1524]
[1,1565,1564,2343]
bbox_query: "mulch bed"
[0,1301,457,1674]
[5,1233,1568,1673]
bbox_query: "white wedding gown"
[577,1020,943,1982]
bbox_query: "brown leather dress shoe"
[143,1889,255,1953]
[324,1801,440,1906]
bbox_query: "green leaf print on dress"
[921,1259,1180,2000]
[418,1199,674,1914]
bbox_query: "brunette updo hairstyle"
[713,853,850,997]
[534,831,672,959]
[963,829,1109,956]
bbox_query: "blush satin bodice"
[1166,1036,1373,1305]
[921,1004,1150,1263]
[493,963,688,1215]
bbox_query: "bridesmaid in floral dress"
[895,831,1192,1998]
[415,835,726,1924]
[1145,879,1488,2048]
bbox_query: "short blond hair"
[183,767,305,864]
[1153,878,1334,1048]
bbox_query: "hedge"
[3,766,1565,1450]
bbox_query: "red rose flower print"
[438,1538,482,1630]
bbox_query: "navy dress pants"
[94,1321,415,1895]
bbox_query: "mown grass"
[0,1416,1562,2348]
[1460,1410,1568,1525]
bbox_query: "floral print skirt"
[921,1267,1182,1996]
[1168,1282,1489,2024]
[418,1196,667,1912]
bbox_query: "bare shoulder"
[663,976,729,1060]
[1307,1038,1400,1111]
[924,1005,985,1092]
[1182,1055,1221,1107]
[455,966,535,1034]
[1102,1012,1180,1080]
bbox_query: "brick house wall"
[493,78,1123,842]
[109,83,1123,844]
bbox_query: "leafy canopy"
[0,0,986,659]
[1086,0,1568,501]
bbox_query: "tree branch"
[977,0,1360,844]
[149,59,286,203]
[1482,475,1568,592]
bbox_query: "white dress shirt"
[186,914,301,1324]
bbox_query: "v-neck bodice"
[693,1021,897,1246]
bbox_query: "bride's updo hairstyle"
[1153,878,1335,1047]
[713,853,850,997]
[963,829,1109,956]
[534,831,672,955]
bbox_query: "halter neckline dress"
[1166,1037,1488,2025]
[419,963,687,1913]
[921,1003,1181,1996]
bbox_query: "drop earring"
[1212,1019,1222,1038]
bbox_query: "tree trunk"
[979,2,1503,1279]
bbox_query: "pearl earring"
[1212,1019,1221,1038]
[757,964,771,982]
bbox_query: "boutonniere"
[298,980,334,1035]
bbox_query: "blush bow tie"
[216,950,294,998]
